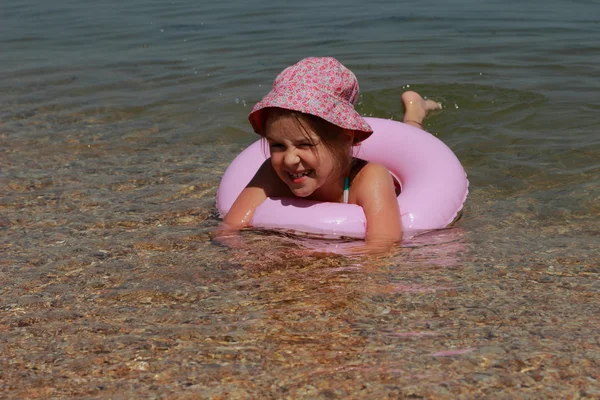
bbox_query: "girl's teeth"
[291,171,310,179]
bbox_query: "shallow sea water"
[1,0,599,397]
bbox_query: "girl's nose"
[283,149,300,166]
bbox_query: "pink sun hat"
[248,57,373,143]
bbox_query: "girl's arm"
[353,163,402,252]
[215,160,275,247]
[222,159,280,229]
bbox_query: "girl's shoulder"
[350,159,396,203]
[250,159,293,197]
[351,159,391,183]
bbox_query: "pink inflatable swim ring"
[217,117,469,239]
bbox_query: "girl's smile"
[289,170,313,183]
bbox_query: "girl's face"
[265,114,350,200]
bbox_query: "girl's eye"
[269,143,284,150]
[297,142,314,149]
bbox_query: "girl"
[223,57,440,252]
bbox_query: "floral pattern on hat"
[249,57,373,143]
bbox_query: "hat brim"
[249,85,373,143]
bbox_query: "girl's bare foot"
[401,90,442,129]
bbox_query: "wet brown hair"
[262,107,355,180]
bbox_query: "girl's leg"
[401,91,442,129]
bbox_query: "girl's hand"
[211,223,245,249]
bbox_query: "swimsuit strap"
[343,176,350,204]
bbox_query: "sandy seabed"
[1,130,599,399]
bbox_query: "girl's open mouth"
[289,170,313,183]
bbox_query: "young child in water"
[223,57,440,252]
